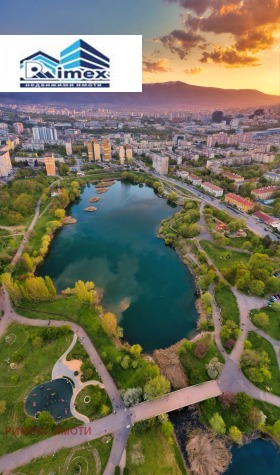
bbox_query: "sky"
[1,0,279,95]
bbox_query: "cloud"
[159,29,205,59]
[184,66,204,74]
[166,0,215,15]
[200,46,260,67]
[142,58,172,73]
[165,0,280,67]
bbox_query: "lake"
[227,439,280,475]
[38,181,198,351]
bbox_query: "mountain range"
[0,82,279,110]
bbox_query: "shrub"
[194,342,208,360]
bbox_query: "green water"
[38,181,198,351]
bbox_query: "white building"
[32,126,58,142]
[152,155,169,175]
[201,181,224,197]
[13,122,24,134]
[65,141,72,156]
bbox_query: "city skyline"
[1,0,279,95]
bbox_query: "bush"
[194,342,208,359]
[206,357,224,379]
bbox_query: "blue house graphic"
[60,39,110,71]
[20,52,59,78]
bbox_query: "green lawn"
[15,437,112,475]
[243,331,280,396]
[200,240,250,275]
[75,385,111,421]
[179,334,223,385]
[214,286,240,325]
[126,424,187,475]
[251,307,280,340]
[17,296,158,390]
[0,323,80,456]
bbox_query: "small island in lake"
[84,206,97,212]
[63,216,77,225]
[89,197,101,203]
[95,188,108,194]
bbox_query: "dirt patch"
[153,340,188,389]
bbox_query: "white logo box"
[0,35,142,92]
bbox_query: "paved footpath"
[1,285,280,473]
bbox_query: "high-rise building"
[13,122,24,134]
[119,146,125,165]
[0,147,12,177]
[102,139,111,162]
[87,139,101,162]
[33,126,58,142]
[65,141,72,156]
[44,154,56,176]
[212,110,224,123]
[125,145,133,162]
[152,155,169,175]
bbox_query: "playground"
[25,378,73,422]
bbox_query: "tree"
[167,192,178,202]
[44,276,57,298]
[229,426,242,445]
[102,312,117,337]
[162,421,173,442]
[206,358,224,379]
[121,355,130,369]
[236,393,253,415]
[21,252,33,273]
[248,407,266,429]
[144,376,170,400]
[194,342,208,359]
[130,344,143,358]
[122,387,143,407]
[37,411,54,430]
[100,404,110,416]
[209,413,226,435]
[249,279,265,296]
[0,400,6,414]
[54,208,66,219]
[75,280,94,306]
[252,312,269,329]
[32,336,43,348]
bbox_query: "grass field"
[17,296,158,390]
[200,240,250,276]
[251,307,280,341]
[243,331,280,396]
[0,322,81,456]
[126,424,187,475]
[15,437,112,475]
[179,334,224,385]
[75,385,111,421]
[214,286,240,325]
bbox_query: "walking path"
[51,333,105,424]
[11,197,41,267]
